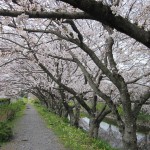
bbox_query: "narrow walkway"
[0,104,67,150]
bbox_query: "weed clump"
[0,100,26,144]
[0,122,13,142]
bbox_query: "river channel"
[79,117,150,150]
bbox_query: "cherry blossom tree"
[0,1,150,150]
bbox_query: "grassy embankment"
[82,102,150,121]
[33,100,116,150]
[83,102,150,132]
[0,98,26,145]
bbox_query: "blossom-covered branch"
[60,0,150,48]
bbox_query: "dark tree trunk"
[74,103,80,128]
[89,118,100,138]
[122,121,138,150]
[119,84,138,150]
[67,108,77,127]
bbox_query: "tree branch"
[48,54,74,62]
[31,52,93,115]
[69,51,124,129]
[126,72,150,84]
[0,57,28,67]
[133,90,150,117]
[0,9,92,19]
[60,0,150,48]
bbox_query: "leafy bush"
[117,105,124,116]
[0,100,25,122]
[0,122,13,142]
[0,100,26,143]
[0,98,10,102]
[0,98,10,106]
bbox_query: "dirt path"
[0,104,67,150]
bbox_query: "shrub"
[0,98,10,106]
[0,122,13,142]
[0,100,26,143]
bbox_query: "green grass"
[137,112,150,122]
[96,102,109,111]
[117,105,150,122]
[0,100,26,145]
[80,102,110,118]
[34,103,116,150]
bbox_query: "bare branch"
[48,54,74,62]
[126,72,150,84]
[0,57,28,67]
[133,90,150,117]
[0,9,92,19]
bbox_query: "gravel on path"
[0,104,67,150]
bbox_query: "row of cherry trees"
[0,0,150,150]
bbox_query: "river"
[79,117,150,150]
